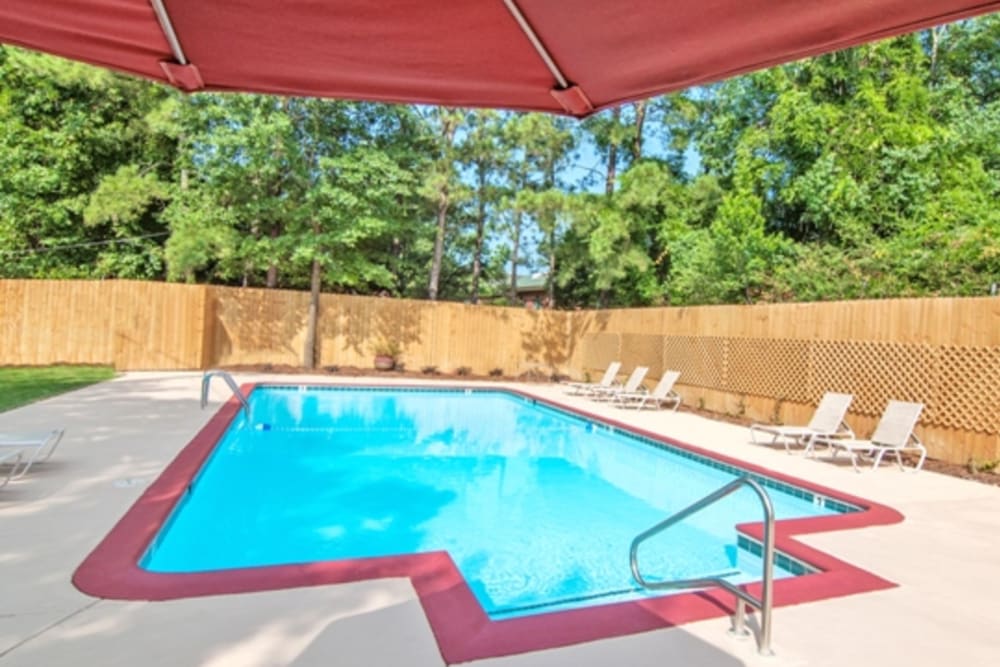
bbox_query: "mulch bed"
[218,364,1000,489]
[918,458,1000,487]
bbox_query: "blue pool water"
[144,387,850,617]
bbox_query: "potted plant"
[373,339,401,371]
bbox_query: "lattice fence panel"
[580,333,621,373]
[663,336,727,389]
[811,341,939,418]
[726,338,812,401]
[621,334,664,379]
[933,346,1000,433]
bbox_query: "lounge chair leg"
[11,450,41,480]
[1,451,23,489]
[870,449,888,471]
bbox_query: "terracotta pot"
[374,355,396,371]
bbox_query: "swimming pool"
[144,387,837,617]
[75,383,904,662]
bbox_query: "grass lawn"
[0,365,116,412]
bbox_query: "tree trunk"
[929,25,945,77]
[544,162,557,307]
[471,166,486,303]
[180,168,194,282]
[632,100,647,163]
[605,107,621,196]
[547,227,556,307]
[427,111,459,301]
[392,235,404,294]
[303,256,321,368]
[428,185,449,301]
[601,108,621,304]
[509,209,522,303]
[266,226,280,288]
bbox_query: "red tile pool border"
[74,383,903,664]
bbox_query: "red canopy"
[2,1,998,117]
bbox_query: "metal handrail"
[200,370,251,417]
[629,476,776,656]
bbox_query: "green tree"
[457,110,508,302]
[422,108,466,301]
[0,46,173,278]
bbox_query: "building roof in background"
[514,274,547,292]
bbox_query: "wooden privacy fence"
[574,299,1000,464]
[0,279,572,376]
[205,284,572,374]
[0,280,210,369]
[1,279,998,463]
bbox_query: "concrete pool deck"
[1,371,998,666]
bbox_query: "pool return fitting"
[630,476,776,656]
[200,370,251,417]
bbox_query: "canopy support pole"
[149,0,189,65]
[502,0,594,115]
[502,0,568,89]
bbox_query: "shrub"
[372,339,401,358]
[489,368,503,377]
[456,366,471,376]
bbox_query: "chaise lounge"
[749,392,854,454]
[591,366,649,401]
[564,361,622,396]
[0,428,66,479]
[613,370,682,411]
[810,400,926,472]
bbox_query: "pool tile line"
[73,382,904,664]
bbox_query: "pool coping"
[73,382,904,664]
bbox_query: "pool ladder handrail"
[629,475,776,656]
[200,370,251,417]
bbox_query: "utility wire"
[0,231,169,257]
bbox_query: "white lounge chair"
[0,429,65,479]
[564,361,622,396]
[749,392,854,454]
[1,450,23,489]
[592,366,649,401]
[811,400,926,472]
[614,370,682,411]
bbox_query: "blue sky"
[562,130,701,193]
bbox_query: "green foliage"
[669,189,794,304]
[160,95,425,292]
[0,46,174,279]
[2,15,998,308]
